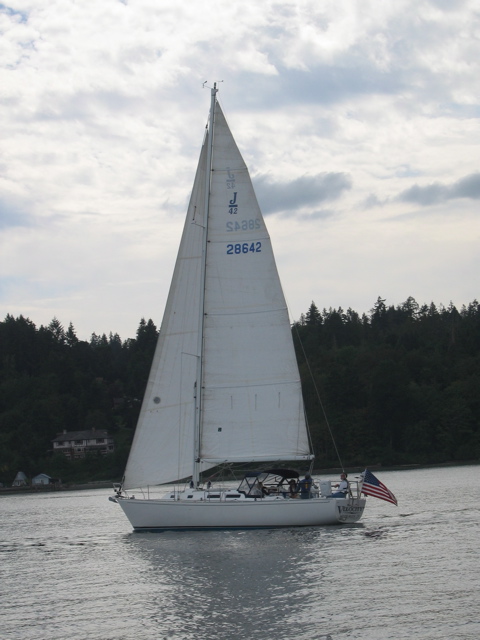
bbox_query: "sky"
[1,0,479,341]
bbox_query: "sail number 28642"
[227,242,262,254]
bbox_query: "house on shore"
[52,429,115,460]
[32,473,62,486]
[32,473,51,485]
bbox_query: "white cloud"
[1,0,479,338]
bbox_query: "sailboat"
[111,84,366,529]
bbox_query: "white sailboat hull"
[115,496,366,530]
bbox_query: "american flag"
[361,469,397,505]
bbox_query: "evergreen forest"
[1,296,479,486]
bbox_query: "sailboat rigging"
[110,84,366,529]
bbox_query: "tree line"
[0,316,158,485]
[0,296,479,485]
[294,297,480,468]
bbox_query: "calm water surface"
[1,466,479,640]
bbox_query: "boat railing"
[347,480,363,498]
[318,479,363,499]
[121,480,364,501]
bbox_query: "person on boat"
[251,481,266,497]
[298,473,314,499]
[288,479,298,498]
[257,481,269,496]
[331,472,349,498]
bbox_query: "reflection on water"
[1,466,479,640]
[124,527,340,640]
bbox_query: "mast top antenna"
[202,80,223,94]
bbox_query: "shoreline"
[0,481,114,495]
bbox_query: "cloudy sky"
[1,0,479,340]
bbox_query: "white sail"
[200,104,311,464]
[123,99,311,491]
[122,138,210,490]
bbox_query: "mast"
[192,83,217,485]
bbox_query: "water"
[1,466,479,640]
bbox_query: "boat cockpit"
[237,468,302,498]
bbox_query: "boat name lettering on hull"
[338,506,364,514]
[337,504,365,523]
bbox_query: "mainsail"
[122,98,312,490]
